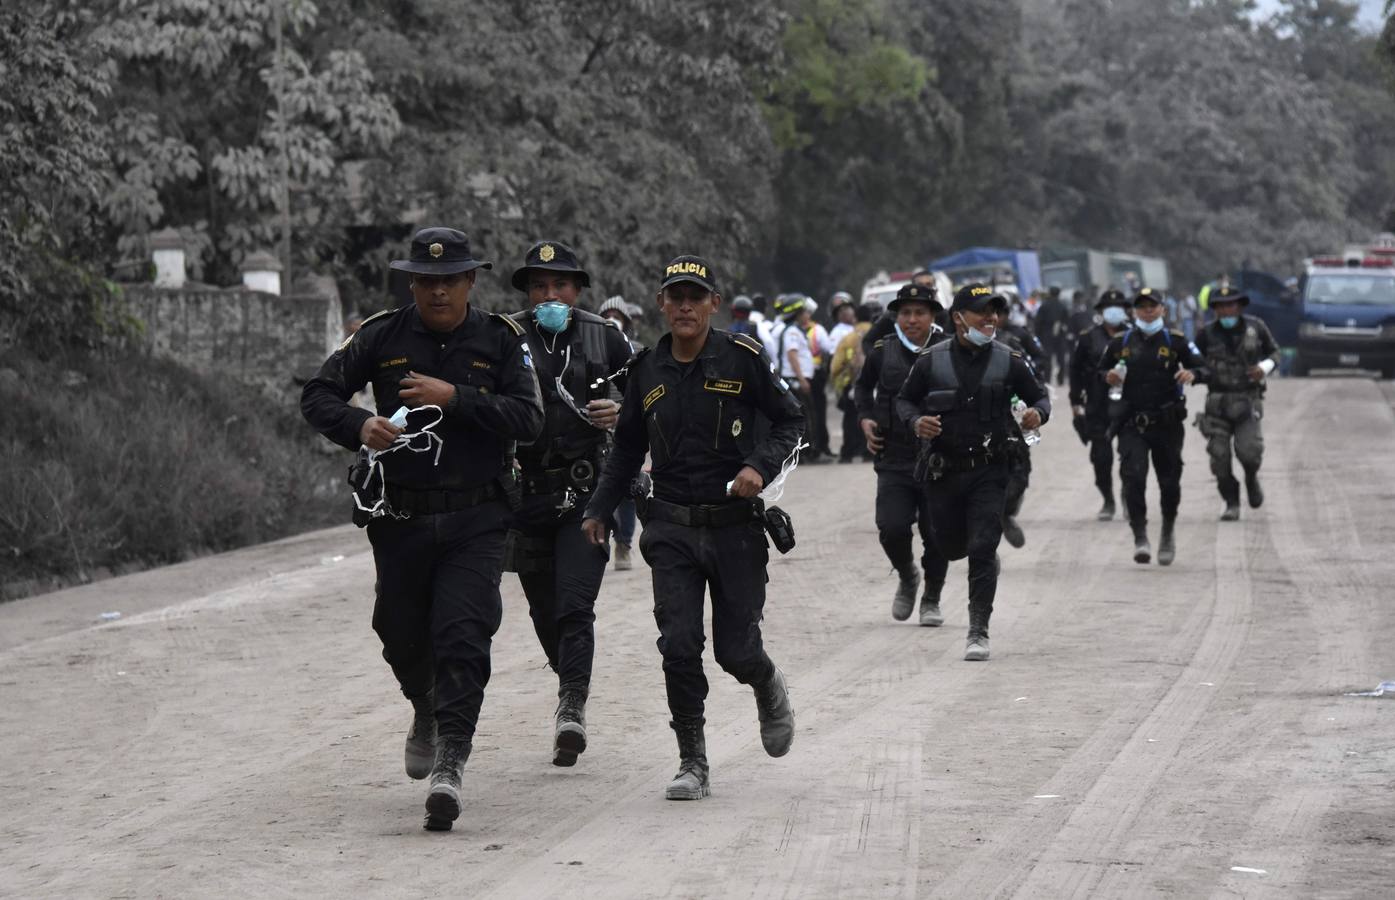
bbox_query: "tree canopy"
[3,0,1393,350]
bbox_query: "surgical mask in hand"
[535,301,572,334]
[1220,316,1239,329]
[1136,317,1165,335]
[1102,307,1129,327]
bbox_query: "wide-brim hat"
[888,282,943,313]
[1095,289,1130,310]
[389,227,492,275]
[950,283,1008,314]
[511,240,590,291]
[1210,286,1250,307]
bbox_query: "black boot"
[1244,466,1264,509]
[405,691,436,781]
[752,668,794,757]
[553,686,588,767]
[919,579,945,627]
[891,568,920,621]
[665,717,710,800]
[1158,517,1176,566]
[424,738,472,831]
[964,605,991,661]
[1132,521,1151,564]
[1219,477,1241,521]
[1097,487,1116,521]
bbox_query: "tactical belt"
[640,497,760,528]
[1127,403,1185,431]
[519,458,597,496]
[384,482,501,514]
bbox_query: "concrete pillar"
[241,250,283,296]
[150,228,186,288]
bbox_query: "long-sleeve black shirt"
[1193,315,1278,395]
[1070,324,1124,412]
[855,329,947,466]
[583,328,805,518]
[1098,326,1209,413]
[301,304,544,491]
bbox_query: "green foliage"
[0,346,342,599]
[0,4,120,349]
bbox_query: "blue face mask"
[1220,316,1239,329]
[1136,316,1165,335]
[894,322,929,352]
[1101,306,1129,327]
[535,301,572,334]
[957,314,994,347]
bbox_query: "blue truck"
[1293,236,1395,379]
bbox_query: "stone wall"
[120,283,342,401]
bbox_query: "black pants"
[368,501,509,741]
[837,389,863,461]
[510,496,609,693]
[874,465,942,582]
[809,367,831,455]
[1051,339,1070,385]
[1004,444,1032,518]
[1078,413,1116,501]
[925,461,1009,630]
[638,517,775,720]
[1118,420,1185,527]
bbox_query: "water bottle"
[1011,398,1042,447]
[1108,360,1127,402]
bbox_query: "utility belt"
[1120,401,1186,432]
[520,457,598,496]
[384,482,502,515]
[638,495,796,554]
[914,447,1005,482]
[639,496,761,528]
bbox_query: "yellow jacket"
[831,322,872,394]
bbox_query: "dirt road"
[2,377,1393,898]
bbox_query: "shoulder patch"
[337,306,400,350]
[491,312,526,336]
[872,337,889,350]
[729,332,764,355]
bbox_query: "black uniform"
[1098,327,1209,534]
[855,329,949,586]
[995,325,1047,525]
[1070,323,1125,506]
[506,308,633,694]
[895,337,1050,639]
[1034,293,1070,384]
[301,304,543,741]
[584,328,804,721]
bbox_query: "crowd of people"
[301,227,1280,831]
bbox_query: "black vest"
[871,337,924,459]
[515,309,614,467]
[1201,318,1265,395]
[922,340,1014,456]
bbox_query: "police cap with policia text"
[660,255,718,294]
[950,283,1009,314]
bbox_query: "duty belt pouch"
[922,390,959,414]
[762,505,796,554]
[914,448,948,483]
[497,465,523,512]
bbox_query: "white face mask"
[957,314,994,347]
[1136,316,1165,335]
[1101,306,1129,327]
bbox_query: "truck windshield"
[1305,273,1395,306]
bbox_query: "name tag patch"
[379,357,409,368]
[704,378,743,396]
[643,384,666,411]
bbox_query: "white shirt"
[827,322,856,353]
[771,320,814,381]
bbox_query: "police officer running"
[1069,289,1133,520]
[895,284,1050,661]
[855,283,950,625]
[505,241,634,768]
[1193,286,1278,520]
[581,255,803,801]
[996,299,1048,549]
[1099,287,1209,565]
[300,227,544,831]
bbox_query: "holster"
[762,505,796,554]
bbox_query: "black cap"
[1132,287,1164,307]
[731,294,753,311]
[888,282,943,313]
[660,255,718,293]
[511,240,590,291]
[1095,289,1130,310]
[389,227,492,275]
[1211,286,1250,306]
[950,283,1008,313]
